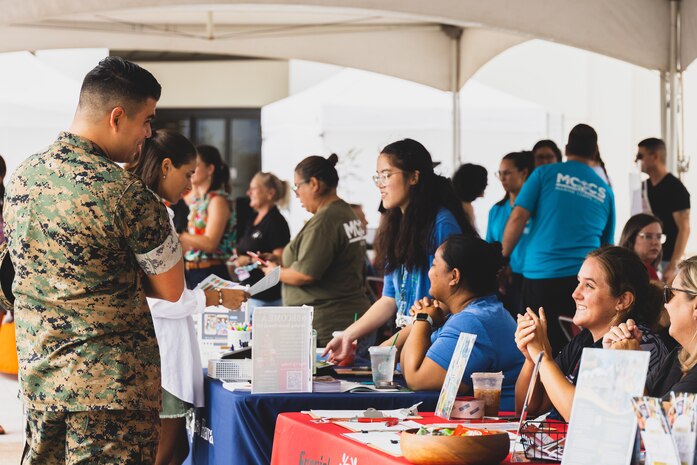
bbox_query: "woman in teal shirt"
[486,151,534,315]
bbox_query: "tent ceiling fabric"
[0,0,694,89]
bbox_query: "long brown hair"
[587,246,662,329]
[373,139,476,273]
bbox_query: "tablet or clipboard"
[516,350,545,437]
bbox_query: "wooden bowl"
[400,428,510,465]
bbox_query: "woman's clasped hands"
[602,318,642,351]
[409,297,448,328]
[515,307,552,361]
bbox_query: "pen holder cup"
[227,330,252,351]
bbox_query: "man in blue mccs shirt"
[501,124,615,354]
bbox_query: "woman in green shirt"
[265,154,370,345]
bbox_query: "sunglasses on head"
[664,286,697,303]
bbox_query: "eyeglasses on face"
[372,170,403,187]
[664,286,697,303]
[496,169,518,180]
[291,180,309,193]
[637,232,667,244]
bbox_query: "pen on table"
[247,251,269,266]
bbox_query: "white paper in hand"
[248,266,280,296]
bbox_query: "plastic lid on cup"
[368,346,395,354]
[470,371,504,380]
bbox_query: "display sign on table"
[252,306,313,394]
[562,348,649,465]
[434,332,476,419]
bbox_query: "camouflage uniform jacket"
[4,132,182,412]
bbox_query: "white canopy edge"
[0,0,689,72]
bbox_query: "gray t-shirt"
[282,199,370,343]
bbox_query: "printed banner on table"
[435,332,477,419]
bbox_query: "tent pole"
[667,0,679,173]
[442,25,463,172]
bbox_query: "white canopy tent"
[263,68,547,234]
[0,0,693,170]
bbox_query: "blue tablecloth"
[191,376,440,465]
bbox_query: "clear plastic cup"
[368,346,396,386]
[471,372,504,416]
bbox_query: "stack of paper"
[313,376,341,393]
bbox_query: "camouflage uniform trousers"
[22,408,160,465]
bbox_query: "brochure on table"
[435,333,477,419]
[562,348,650,465]
[631,396,681,465]
[252,305,313,394]
[631,392,697,465]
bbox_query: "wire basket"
[519,420,568,462]
[208,359,253,381]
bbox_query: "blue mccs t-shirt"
[382,208,462,319]
[514,161,615,279]
[486,201,530,274]
[426,294,524,412]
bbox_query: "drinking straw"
[390,333,398,349]
[354,312,358,322]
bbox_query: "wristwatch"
[414,313,433,328]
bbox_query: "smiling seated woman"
[605,256,697,398]
[514,246,669,421]
[390,235,524,411]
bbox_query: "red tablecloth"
[271,412,556,465]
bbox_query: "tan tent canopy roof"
[0,0,692,90]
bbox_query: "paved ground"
[0,372,23,463]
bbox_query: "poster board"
[252,306,313,394]
[562,348,650,465]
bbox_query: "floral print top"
[184,189,236,262]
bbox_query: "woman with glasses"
[619,213,665,280]
[514,246,668,421]
[264,154,371,345]
[604,256,697,397]
[324,138,476,361]
[486,151,534,315]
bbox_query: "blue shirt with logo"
[514,161,615,279]
[382,208,462,319]
[486,200,529,274]
[426,294,524,411]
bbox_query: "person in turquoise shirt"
[502,124,616,354]
[486,151,534,316]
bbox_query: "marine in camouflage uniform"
[4,131,181,464]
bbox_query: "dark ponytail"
[495,151,535,206]
[440,235,502,295]
[295,154,339,195]
[197,145,231,194]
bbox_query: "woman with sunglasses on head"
[604,256,697,397]
[514,246,668,421]
[487,151,534,316]
[127,130,249,465]
[263,154,371,345]
[324,139,476,361]
[619,213,665,281]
